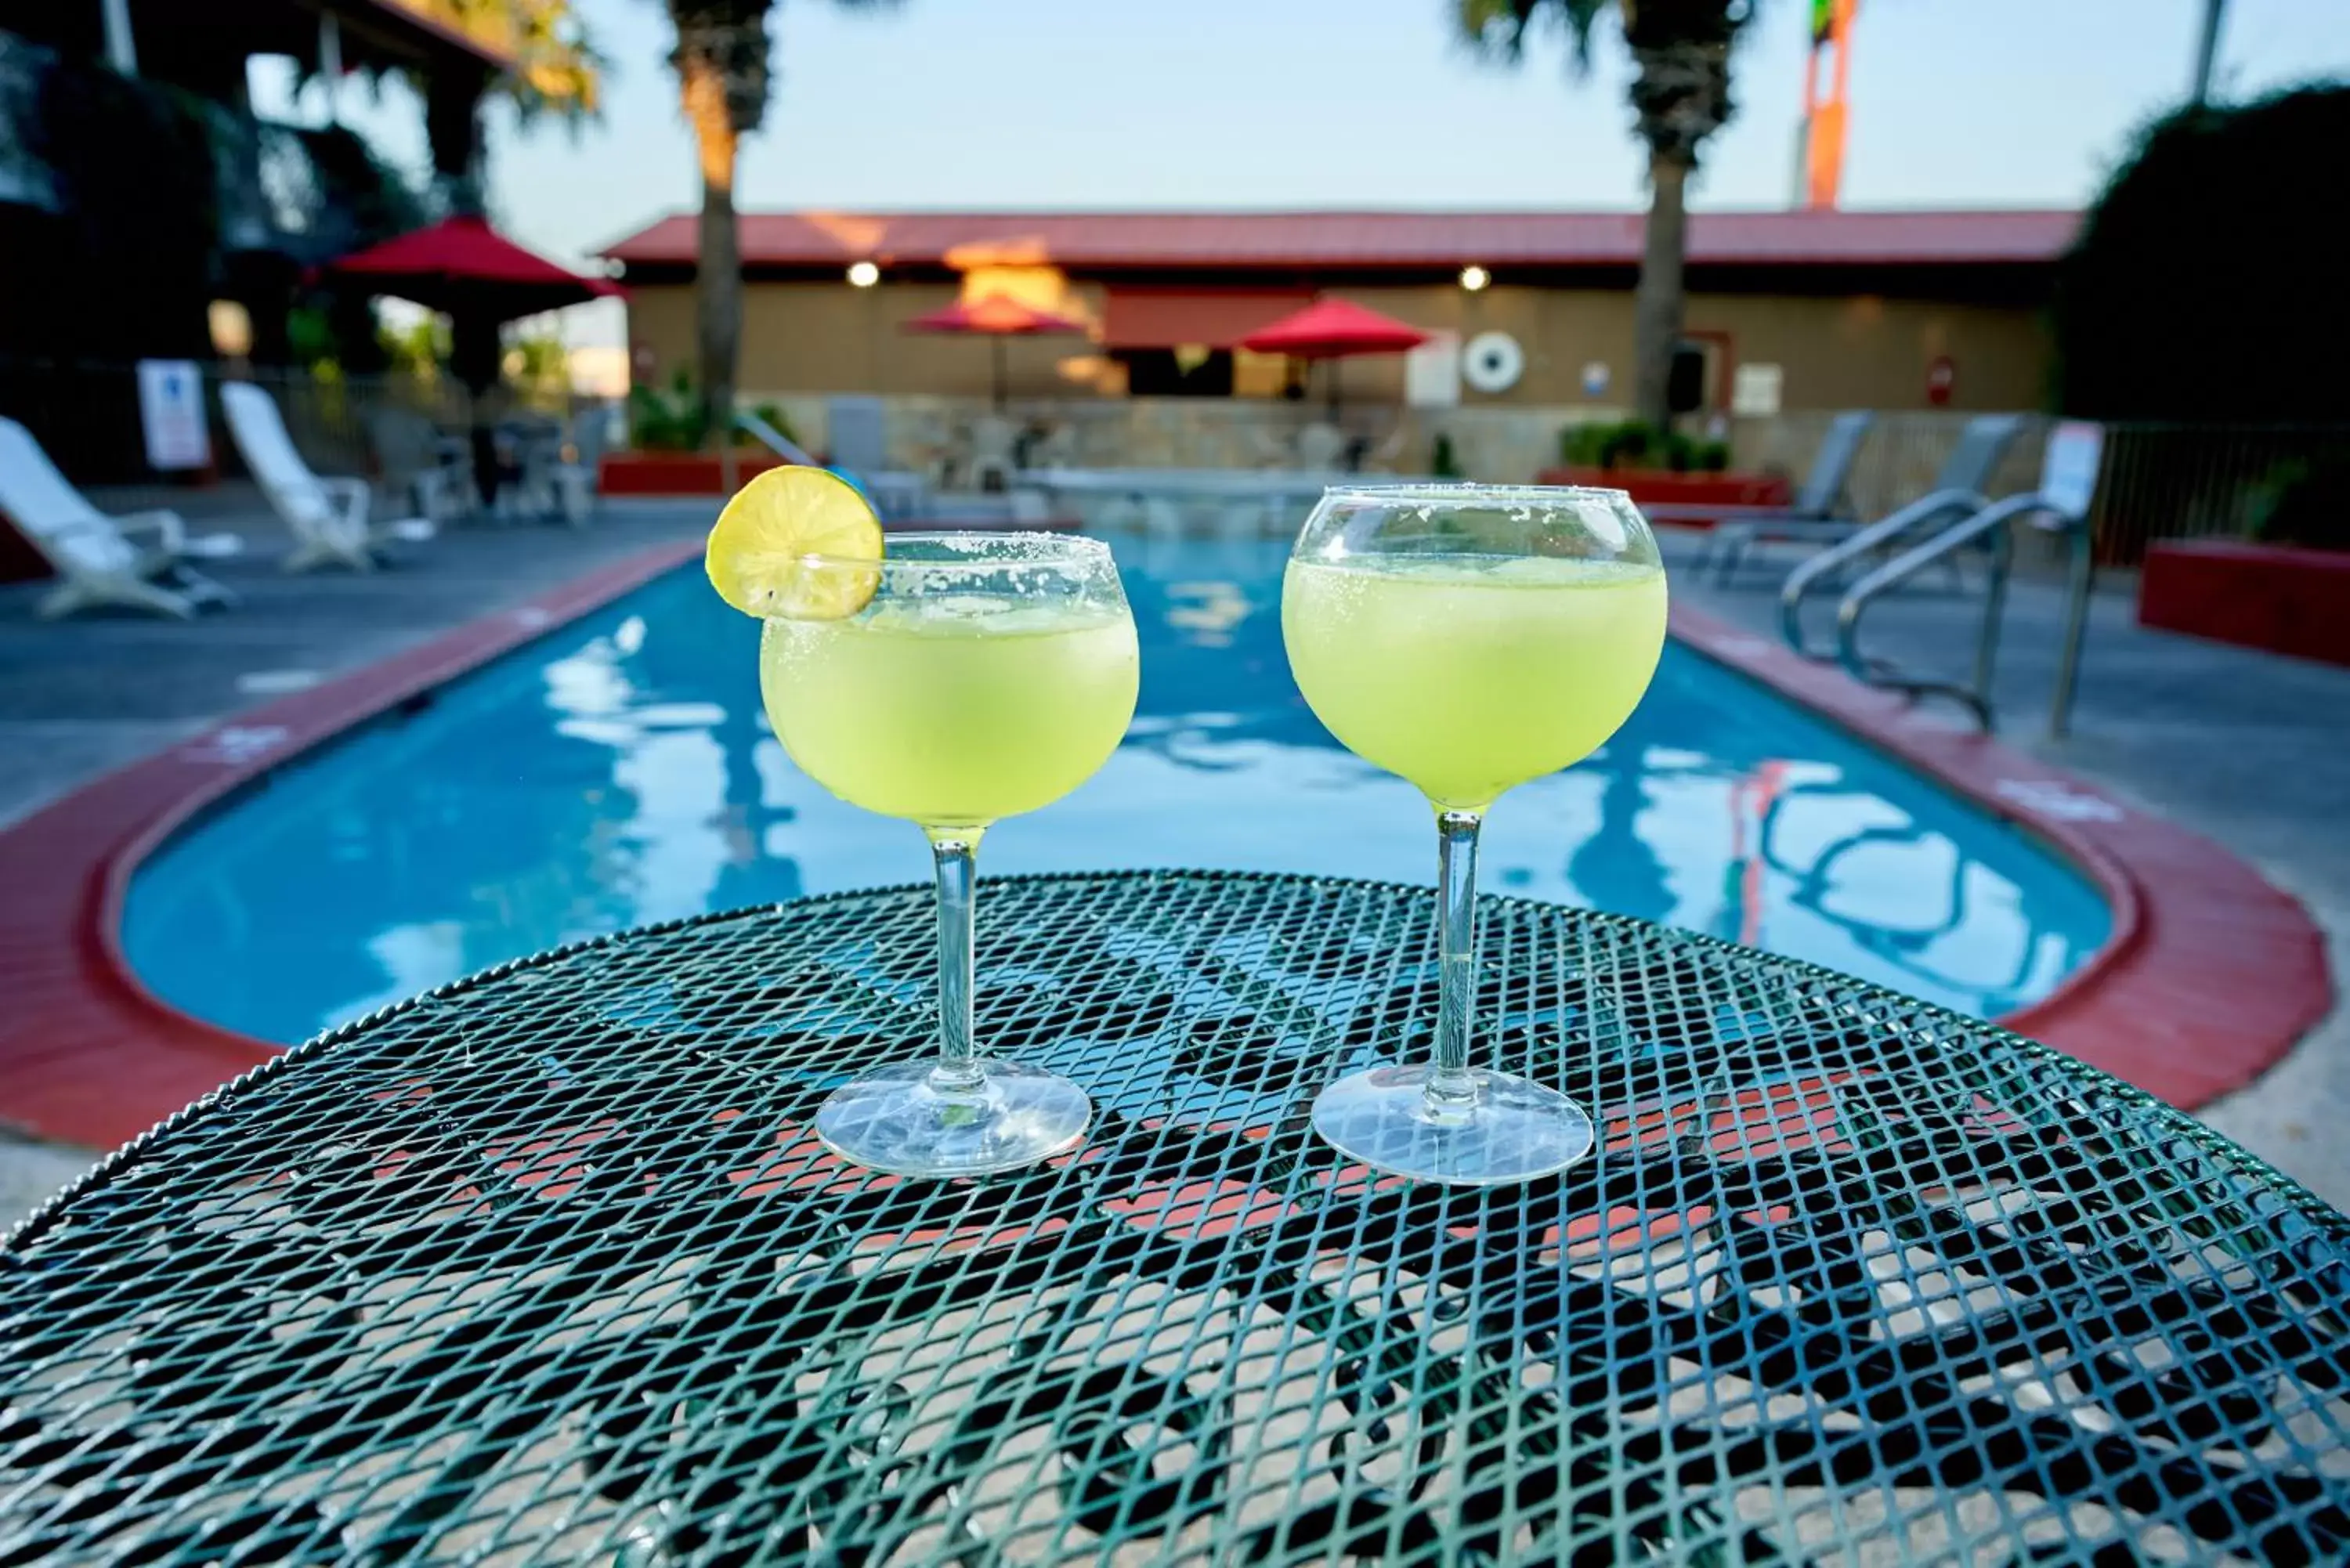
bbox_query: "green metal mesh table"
[7,872,2350,1566]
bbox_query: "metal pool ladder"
[1780,421,2103,739]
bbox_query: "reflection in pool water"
[126,529,2110,1044]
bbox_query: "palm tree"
[663,2,895,453]
[1456,0,1751,428]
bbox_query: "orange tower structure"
[1800,0,1859,210]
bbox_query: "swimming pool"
[125,529,2110,1044]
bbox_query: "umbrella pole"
[1325,358,1341,419]
[992,338,1008,411]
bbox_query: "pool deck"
[1,500,2343,1224]
[0,490,716,829]
[1660,529,2350,1209]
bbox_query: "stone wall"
[752,393,2045,500]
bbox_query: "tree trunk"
[682,66,741,458]
[1632,147,1690,430]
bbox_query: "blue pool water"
[126,530,2110,1044]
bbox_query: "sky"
[251,0,2349,349]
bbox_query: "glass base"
[1311,1064,1595,1187]
[815,1058,1091,1178]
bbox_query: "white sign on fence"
[1731,363,1784,417]
[1404,331,1462,408]
[137,360,210,471]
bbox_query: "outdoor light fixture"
[208,300,253,359]
[847,261,880,288]
[1459,265,1491,292]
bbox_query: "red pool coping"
[0,547,2331,1150]
[0,540,700,1150]
[1670,607,2332,1111]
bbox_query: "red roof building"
[601,208,2077,275]
[599,208,2077,413]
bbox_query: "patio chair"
[967,416,1018,492]
[222,383,436,573]
[1361,425,1412,474]
[1673,410,1874,583]
[1712,413,2021,587]
[0,416,240,620]
[1245,425,1292,470]
[367,406,472,529]
[548,404,611,526]
[822,395,931,517]
[483,412,562,522]
[1029,420,1079,471]
[828,396,888,475]
[1295,423,1348,471]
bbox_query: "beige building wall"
[628,280,1114,406]
[624,278,2049,414]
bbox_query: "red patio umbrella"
[1240,298,1430,358]
[323,215,622,503]
[324,214,621,325]
[1242,298,1430,414]
[324,214,620,396]
[905,294,1088,409]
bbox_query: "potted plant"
[597,372,802,495]
[1535,419,1790,514]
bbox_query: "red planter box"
[598,450,795,496]
[2138,539,2350,668]
[1535,467,1792,517]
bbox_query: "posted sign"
[137,360,210,471]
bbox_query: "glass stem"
[1426,808,1484,1123]
[927,834,985,1096]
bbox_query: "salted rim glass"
[1281,482,1667,1185]
[758,532,1139,1178]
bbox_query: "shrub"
[1431,431,1462,479]
[2055,85,2350,421]
[1558,421,1609,468]
[627,372,704,451]
[1558,420,1730,473]
[628,374,798,453]
[747,401,799,448]
[2250,458,2350,552]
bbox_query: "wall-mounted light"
[208,300,253,359]
[846,260,880,288]
[1459,265,1491,293]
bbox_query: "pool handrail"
[1829,490,2096,739]
[1778,486,1988,656]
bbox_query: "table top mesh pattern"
[6,871,2349,1566]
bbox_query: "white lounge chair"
[0,416,240,620]
[222,383,435,573]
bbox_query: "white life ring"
[1462,331,1524,394]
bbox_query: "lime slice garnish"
[704,468,884,620]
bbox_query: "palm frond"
[1451,0,1611,72]
[666,0,774,134]
[424,0,606,121]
